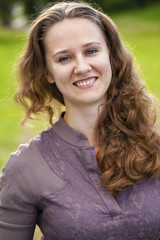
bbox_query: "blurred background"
[0,0,160,239]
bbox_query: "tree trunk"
[0,3,12,26]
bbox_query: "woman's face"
[44,17,112,109]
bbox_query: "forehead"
[44,18,106,51]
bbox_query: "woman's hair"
[15,1,160,196]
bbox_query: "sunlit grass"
[0,29,50,164]
[112,3,160,98]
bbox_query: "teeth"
[75,78,96,86]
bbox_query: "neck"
[63,104,103,146]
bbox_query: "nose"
[74,56,91,75]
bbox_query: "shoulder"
[1,128,64,203]
[4,125,59,173]
[3,137,45,176]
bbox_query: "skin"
[44,17,112,145]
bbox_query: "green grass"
[0,30,24,165]
[0,30,49,166]
[108,4,160,97]
[111,2,160,97]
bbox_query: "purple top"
[0,113,160,240]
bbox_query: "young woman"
[0,2,160,239]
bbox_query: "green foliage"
[0,0,160,26]
[93,0,160,12]
[22,0,49,19]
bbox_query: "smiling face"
[44,17,112,110]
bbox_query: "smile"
[73,77,97,88]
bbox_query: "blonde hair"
[15,1,160,196]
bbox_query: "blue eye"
[59,56,70,62]
[87,49,97,55]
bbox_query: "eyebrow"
[52,41,101,58]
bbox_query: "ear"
[45,70,55,84]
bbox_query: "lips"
[73,77,97,87]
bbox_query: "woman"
[0,1,160,239]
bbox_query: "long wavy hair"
[15,1,160,196]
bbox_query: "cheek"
[53,66,73,86]
[51,68,68,92]
[103,57,112,77]
[96,53,111,71]
[96,60,112,78]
